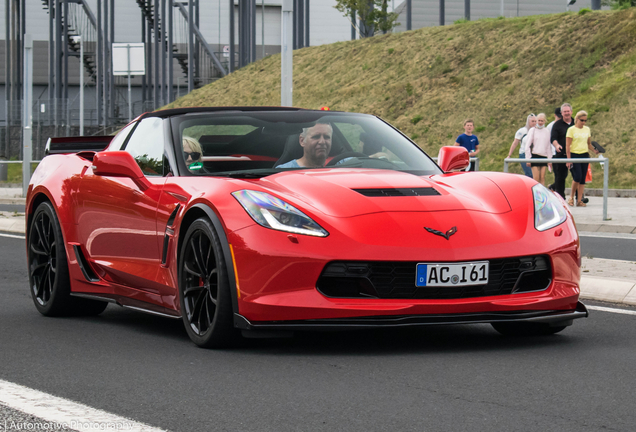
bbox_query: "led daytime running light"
[232,190,329,237]
[533,184,567,232]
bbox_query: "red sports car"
[26,107,587,347]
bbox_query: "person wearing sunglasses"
[565,110,598,207]
[182,136,203,169]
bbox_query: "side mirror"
[437,146,469,173]
[92,151,151,191]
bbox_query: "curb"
[580,277,636,306]
[577,223,636,234]
[0,214,26,234]
[585,189,636,198]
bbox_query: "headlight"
[232,190,329,237]
[533,184,567,231]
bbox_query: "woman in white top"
[525,113,555,186]
[507,114,536,178]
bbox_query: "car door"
[75,117,169,292]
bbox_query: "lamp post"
[22,35,33,197]
[567,0,576,11]
[281,0,293,106]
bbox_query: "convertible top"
[139,106,311,119]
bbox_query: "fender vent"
[73,245,100,282]
[167,204,180,226]
[353,187,440,197]
[162,205,180,265]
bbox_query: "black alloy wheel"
[28,202,67,315]
[28,201,107,316]
[179,218,235,348]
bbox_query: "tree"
[335,0,399,38]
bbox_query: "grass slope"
[166,8,636,188]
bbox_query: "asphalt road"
[1,236,636,431]
[579,234,636,261]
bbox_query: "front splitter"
[234,301,588,331]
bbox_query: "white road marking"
[0,232,25,240]
[582,256,636,265]
[0,379,169,432]
[587,305,636,316]
[579,232,636,240]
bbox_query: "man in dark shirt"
[454,119,480,171]
[549,103,574,199]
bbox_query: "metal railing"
[504,156,609,221]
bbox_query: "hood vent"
[353,187,440,197]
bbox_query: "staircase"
[135,0,202,87]
[42,0,97,84]
[66,29,97,83]
[136,0,159,30]
[173,49,202,88]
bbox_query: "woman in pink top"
[525,113,555,185]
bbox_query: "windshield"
[171,111,441,177]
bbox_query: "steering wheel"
[326,152,369,166]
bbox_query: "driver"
[277,121,333,168]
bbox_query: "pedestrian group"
[456,102,599,208]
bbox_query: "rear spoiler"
[45,135,113,155]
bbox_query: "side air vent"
[353,187,440,197]
[73,245,100,282]
[161,235,170,265]
[167,204,180,226]
[162,204,180,266]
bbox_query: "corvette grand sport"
[26,107,587,347]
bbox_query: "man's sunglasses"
[184,151,201,160]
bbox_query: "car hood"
[255,169,512,218]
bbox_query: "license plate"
[416,261,489,287]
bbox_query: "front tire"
[28,201,107,317]
[491,322,568,336]
[178,218,235,348]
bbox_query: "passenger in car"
[276,122,333,168]
[359,132,390,160]
[183,136,203,169]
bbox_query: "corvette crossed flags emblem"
[424,226,458,240]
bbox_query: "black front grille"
[352,187,440,197]
[317,256,552,300]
